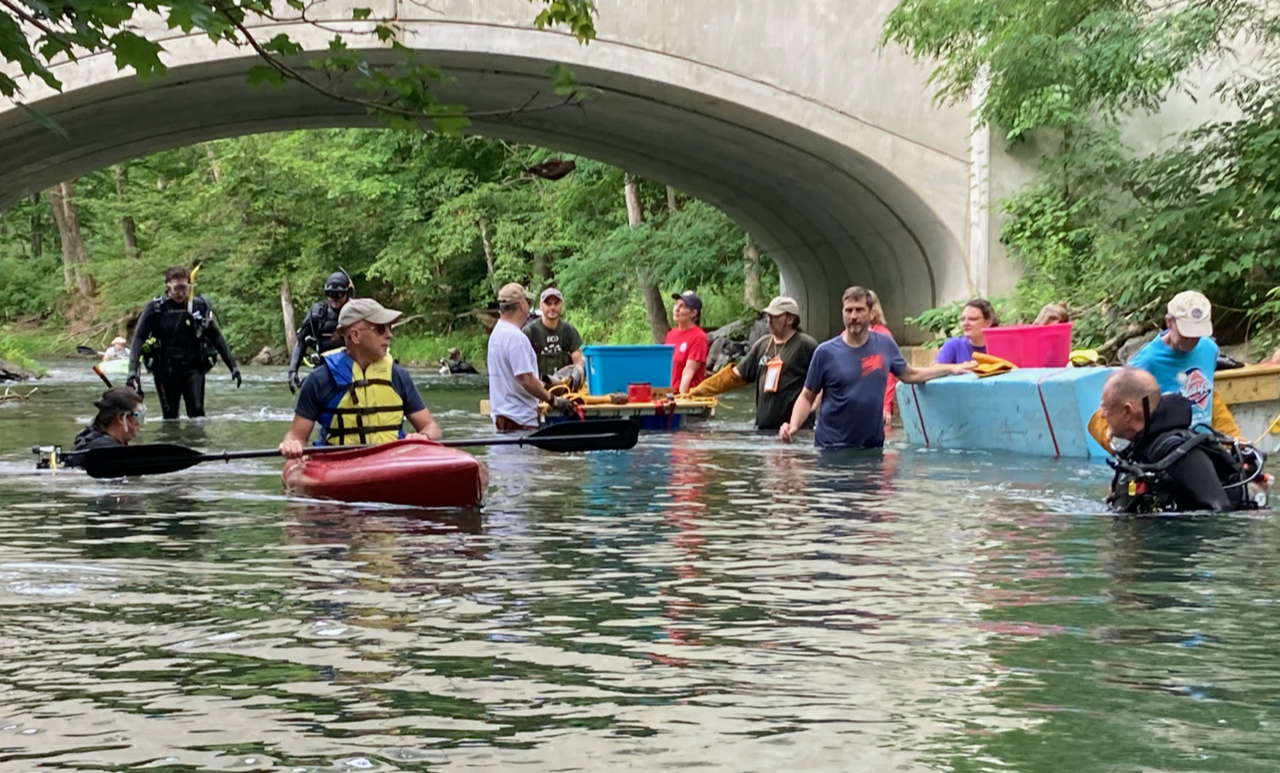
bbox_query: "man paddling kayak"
[279,298,442,459]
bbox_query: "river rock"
[0,358,38,382]
[1116,331,1158,364]
[250,346,278,366]
[706,320,757,373]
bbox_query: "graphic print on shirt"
[1178,368,1212,411]
[539,334,563,356]
[861,354,884,376]
[680,343,688,352]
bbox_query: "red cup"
[627,382,652,402]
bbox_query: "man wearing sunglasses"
[127,265,240,420]
[71,386,146,453]
[287,270,353,394]
[279,298,442,458]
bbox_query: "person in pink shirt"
[665,290,708,393]
[868,290,897,428]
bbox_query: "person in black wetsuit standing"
[287,270,352,393]
[127,265,241,419]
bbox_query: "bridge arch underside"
[0,49,966,340]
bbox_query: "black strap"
[331,405,404,417]
[327,423,403,438]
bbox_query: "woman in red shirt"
[869,290,897,428]
[665,291,708,393]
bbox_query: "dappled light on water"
[0,365,1277,771]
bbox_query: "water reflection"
[0,369,1277,770]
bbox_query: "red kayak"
[282,438,486,508]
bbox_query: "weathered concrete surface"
[0,0,993,339]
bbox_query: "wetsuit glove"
[125,373,144,398]
[231,368,242,388]
[550,396,574,414]
[288,370,301,394]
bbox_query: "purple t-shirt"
[935,336,985,364]
[803,331,907,450]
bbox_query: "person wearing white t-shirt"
[488,283,573,432]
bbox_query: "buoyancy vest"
[304,301,344,355]
[142,296,217,373]
[316,351,405,445]
[1107,395,1264,513]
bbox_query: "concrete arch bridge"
[0,0,1014,339]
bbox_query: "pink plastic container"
[983,322,1073,368]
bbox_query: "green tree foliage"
[883,0,1280,350]
[0,130,776,358]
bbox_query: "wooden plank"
[901,346,938,368]
[1217,372,1280,404]
[1216,363,1280,380]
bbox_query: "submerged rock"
[0,358,39,382]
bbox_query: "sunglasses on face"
[363,322,392,336]
[326,291,348,300]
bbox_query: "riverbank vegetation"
[885,0,1280,355]
[0,130,777,365]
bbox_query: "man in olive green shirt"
[523,287,585,379]
[691,296,819,430]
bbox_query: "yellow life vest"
[319,351,405,445]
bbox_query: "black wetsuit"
[443,360,479,375]
[72,425,121,452]
[1111,394,1236,512]
[289,301,344,374]
[128,296,237,419]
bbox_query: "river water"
[0,362,1277,772]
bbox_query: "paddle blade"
[82,443,206,478]
[524,419,640,453]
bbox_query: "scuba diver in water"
[288,270,353,393]
[73,387,145,452]
[127,265,241,420]
[438,347,479,375]
[1099,368,1267,513]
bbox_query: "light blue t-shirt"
[1128,334,1218,430]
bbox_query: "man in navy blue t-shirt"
[779,287,974,450]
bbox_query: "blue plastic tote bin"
[583,345,675,395]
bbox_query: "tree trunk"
[627,175,670,343]
[532,252,548,287]
[28,193,42,258]
[477,217,499,295]
[743,239,763,310]
[205,144,222,183]
[666,185,679,215]
[46,181,92,297]
[280,274,297,355]
[113,164,139,258]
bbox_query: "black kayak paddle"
[80,419,641,479]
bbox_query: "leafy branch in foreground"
[0,0,597,131]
